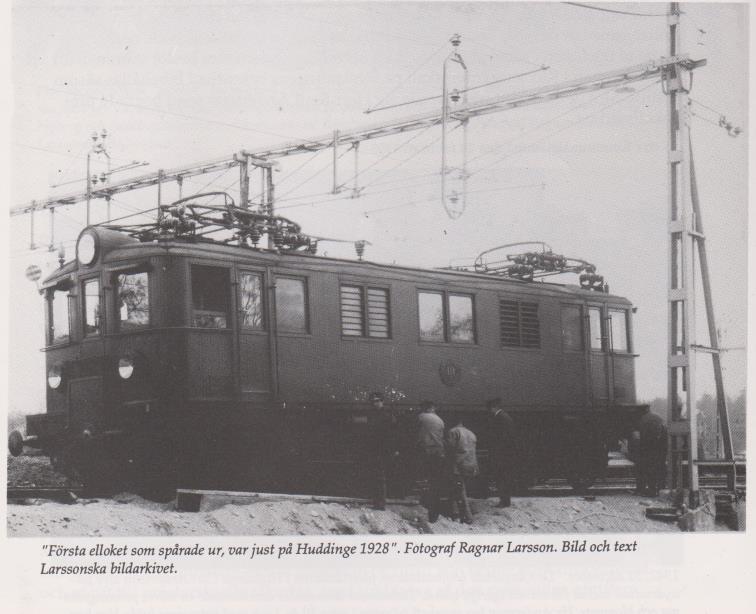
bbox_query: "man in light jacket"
[416,400,445,523]
[446,416,479,524]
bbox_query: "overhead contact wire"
[563,2,669,17]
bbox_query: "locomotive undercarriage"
[13,402,643,501]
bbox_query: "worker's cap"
[486,397,502,409]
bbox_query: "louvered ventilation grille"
[500,300,540,348]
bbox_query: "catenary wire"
[276,148,352,201]
[689,98,734,119]
[463,86,615,168]
[276,88,610,210]
[14,142,133,166]
[362,183,544,215]
[248,149,327,204]
[279,85,655,213]
[364,41,449,113]
[471,80,657,177]
[563,2,669,17]
[279,125,437,203]
[365,66,549,114]
[19,83,321,144]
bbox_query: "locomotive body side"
[15,227,645,496]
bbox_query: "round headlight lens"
[77,231,97,266]
[118,357,135,380]
[48,365,62,389]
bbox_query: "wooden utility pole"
[665,2,735,507]
[665,0,700,508]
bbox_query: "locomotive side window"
[419,291,475,343]
[47,287,71,345]
[275,277,308,333]
[240,272,264,330]
[340,285,390,338]
[499,300,539,348]
[588,307,605,351]
[117,272,150,329]
[418,292,444,341]
[83,278,101,336]
[448,294,474,343]
[609,308,629,352]
[561,305,583,351]
[191,265,230,328]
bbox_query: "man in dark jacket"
[487,398,517,507]
[637,408,668,496]
[446,417,479,524]
[416,400,446,523]
[366,392,396,510]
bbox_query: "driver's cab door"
[587,305,611,407]
[237,268,272,401]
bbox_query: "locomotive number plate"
[438,360,462,387]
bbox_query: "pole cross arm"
[11,54,704,218]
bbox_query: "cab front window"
[47,286,71,345]
[609,308,629,353]
[83,278,101,336]
[117,272,150,329]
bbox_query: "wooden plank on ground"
[175,489,418,512]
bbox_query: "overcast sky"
[6,1,749,412]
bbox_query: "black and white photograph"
[5,0,749,554]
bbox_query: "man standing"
[487,398,517,507]
[637,407,668,496]
[446,416,479,524]
[416,400,446,523]
[366,392,394,510]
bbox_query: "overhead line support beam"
[11,55,703,218]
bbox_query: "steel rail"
[7,486,83,502]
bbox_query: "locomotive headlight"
[77,230,98,266]
[118,356,135,380]
[47,364,63,389]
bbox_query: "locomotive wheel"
[8,430,24,457]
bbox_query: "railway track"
[527,476,745,496]
[7,461,745,505]
[7,486,83,503]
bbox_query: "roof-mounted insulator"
[355,240,367,261]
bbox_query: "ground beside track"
[7,452,79,489]
[8,454,682,536]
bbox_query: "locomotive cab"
[12,227,180,494]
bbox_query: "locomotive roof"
[44,232,632,304]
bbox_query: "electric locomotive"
[9,194,646,498]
